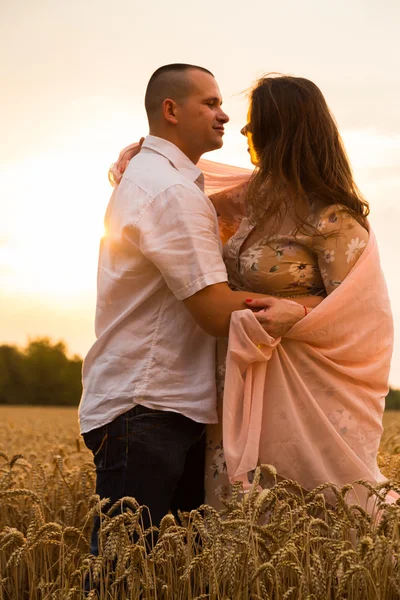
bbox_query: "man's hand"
[245,297,307,338]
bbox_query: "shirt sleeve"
[138,183,228,300]
[311,205,369,295]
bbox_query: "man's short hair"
[144,63,214,122]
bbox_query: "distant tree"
[0,338,82,406]
[23,338,82,406]
[0,345,27,404]
[385,387,400,410]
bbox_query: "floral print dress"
[205,195,369,510]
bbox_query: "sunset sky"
[1,0,400,384]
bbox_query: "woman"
[111,75,395,511]
[205,75,396,511]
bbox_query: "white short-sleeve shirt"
[79,136,228,434]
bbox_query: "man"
[79,64,304,554]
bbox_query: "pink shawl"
[199,158,252,194]
[222,229,397,506]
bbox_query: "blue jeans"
[83,404,206,556]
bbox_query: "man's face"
[176,70,229,156]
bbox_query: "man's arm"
[183,283,321,338]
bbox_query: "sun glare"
[1,153,110,305]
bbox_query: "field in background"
[2,405,400,462]
[383,410,400,428]
[1,406,400,599]
[1,405,90,463]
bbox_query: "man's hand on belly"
[245,296,323,338]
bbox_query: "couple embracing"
[79,63,396,555]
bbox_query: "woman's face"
[241,106,259,166]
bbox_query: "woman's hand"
[108,138,145,186]
[245,297,312,338]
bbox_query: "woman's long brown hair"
[246,75,369,231]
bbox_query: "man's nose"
[218,109,229,123]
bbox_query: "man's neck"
[148,130,201,165]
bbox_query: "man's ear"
[162,98,178,124]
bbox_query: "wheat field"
[1,406,400,600]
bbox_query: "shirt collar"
[142,135,203,185]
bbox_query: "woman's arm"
[210,180,249,244]
[108,139,144,186]
[198,158,252,243]
[209,180,248,213]
[312,205,369,295]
